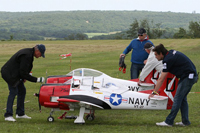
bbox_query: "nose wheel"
[47,116,54,122]
[47,109,55,122]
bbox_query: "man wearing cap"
[1,44,46,122]
[120,28,154,79]
[139,42,163,83]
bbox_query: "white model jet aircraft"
[35,68,178,124]
[46,68,156,91]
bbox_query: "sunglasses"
[138,34,143,36]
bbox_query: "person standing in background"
[120,28,154,79]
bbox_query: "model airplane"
[59,53,72,59]
[35,68,178,124]
[46,68,157,91]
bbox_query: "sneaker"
[175,122,186,126]
[5,116,16,122]
[156,121,172,127]
[16,114,31,119]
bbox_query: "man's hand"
[143,59,147,64]
[37,77,45,83]
[138,80,142,86]
[120,54,125,58]
[148,94,154,99]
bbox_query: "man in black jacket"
[1,44,46,122]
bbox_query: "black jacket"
[1,47,37,87]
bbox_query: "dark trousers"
[130,63,144,79]
[165,75,198,125]
[4,81,26,117]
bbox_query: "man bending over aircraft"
[139,42,163,84]
[149,44,198,127]
[1,44,46,122]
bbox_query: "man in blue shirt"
[120,28,153,79]
[149,44,198,127]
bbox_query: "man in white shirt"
[139,43,163,83]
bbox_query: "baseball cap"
[144,42,153,49]
[138,28,146,35]
[37,44,46,58]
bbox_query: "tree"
[188,21,200,38]
[65,33,88,40]
[75,33,88,40]
[151,23,165,39]
[173,27,188,38]
[126,19,165,39]
[10,35,13,41]
[126,19,139,39]
[67,33,75,40]
[140,19,151,37]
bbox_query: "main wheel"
[86,114,95,121]
[47,116,54,122]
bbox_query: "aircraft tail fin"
[140,72,178,109]
[143,69,160,85]
[157,73,178,109]
[130,69,160,84]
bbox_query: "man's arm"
[122,40,134,55]
[19,55,37,82]
[148,72,168,98]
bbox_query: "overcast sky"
[0,0,199,14]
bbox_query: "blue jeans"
[4,81,26,117]
[130,63,144,79]
[165,75,198,125]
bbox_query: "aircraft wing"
[80,101,104,109]
[57,97,105,109]
[59,95,111,109]
[57,98,79,103]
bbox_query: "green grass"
[0,39,200,133]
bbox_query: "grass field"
[0,39,200,133]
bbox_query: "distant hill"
[0,11,200,40]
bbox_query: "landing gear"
[86,113,95,121]
[47,116,54,122]
[47,108,56,122]
[58,112,67,119]
[74,107,85,124]
[46,108,96,123]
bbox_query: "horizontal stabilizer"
[139,83,154,87]
[150,96,168,101]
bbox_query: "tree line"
[173,21,200,38]
[90,19,200,40]
[0,11,200,41]
[1,19,200,41]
